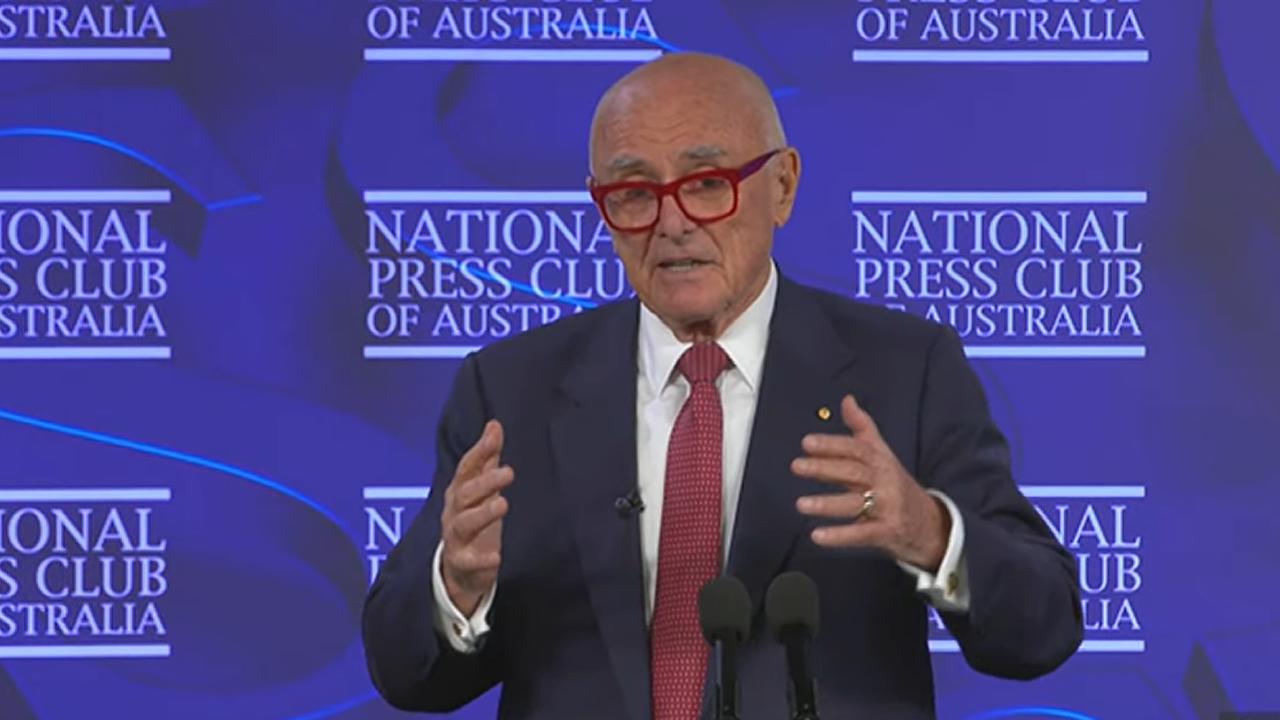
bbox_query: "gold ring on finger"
[856,489,876,521]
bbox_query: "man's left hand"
[791,394,950,571]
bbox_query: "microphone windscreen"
[765,571,820,639]
[697,575,753,645]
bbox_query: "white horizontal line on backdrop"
[363,487,432,501]
[964,346,1147,359]
[0,190,172,204]
[0,645,172,658]
[0,48,171,61]
[364,190,591,204]
[853,50,1149,64]
[364,48,662,63]
[851,191,1147,204]
[0,488,172,502]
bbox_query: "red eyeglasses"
[589,149,782,233]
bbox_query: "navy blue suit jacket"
[363,275,1083,719]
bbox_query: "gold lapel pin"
[817,406,832,421]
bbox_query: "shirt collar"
[638,262,778,396]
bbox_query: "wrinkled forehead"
[590,83,764,177]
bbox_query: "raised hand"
[791,395,949,571]
[441,420,514,616]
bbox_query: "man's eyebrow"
[681,145,729,163]
[606,154,651,175]
[602,145,730,177]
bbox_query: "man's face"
[590,81,796,336]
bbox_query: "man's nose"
[653,192,695,240]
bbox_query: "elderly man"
[363,53,1082,719]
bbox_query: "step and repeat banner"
[1,1,1277,718]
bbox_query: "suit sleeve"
[917,326,1084,679]
[362,353,504,711]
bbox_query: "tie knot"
[677,342,730,384]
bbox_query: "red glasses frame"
[589,149,783,232]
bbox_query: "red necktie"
[650,341,730,720]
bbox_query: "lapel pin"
[817,406,832,421]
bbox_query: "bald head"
[589,53,786,172]
[584,52,802,342]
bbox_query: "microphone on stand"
[698,576,752,720]
[766,571,821,720]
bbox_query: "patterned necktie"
[650,341,730,720]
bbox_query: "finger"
[841,394,882,442]
[810,521,878,549]
[795,492,866,519]
[455,420,504,482]
[449,495,509,543]
[481,421,504,472]
[451,466,515,511]
[790,457,869,488]
[800,433,871,462]
[447,546,502,575]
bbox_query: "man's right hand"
[441,419,513,617]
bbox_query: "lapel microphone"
[698,576,752,720]
[613,488,644,518]
[766,571,821,720]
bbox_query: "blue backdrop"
[0,1,1276,718]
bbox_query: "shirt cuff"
[896,490,970,613]
[431,541,496,654]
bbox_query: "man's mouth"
[658,259,710,272]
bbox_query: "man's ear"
[772,147,801,227]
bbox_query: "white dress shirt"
[431,263,970,652]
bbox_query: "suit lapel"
[549,300,651,720]
[726,277,865,615]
